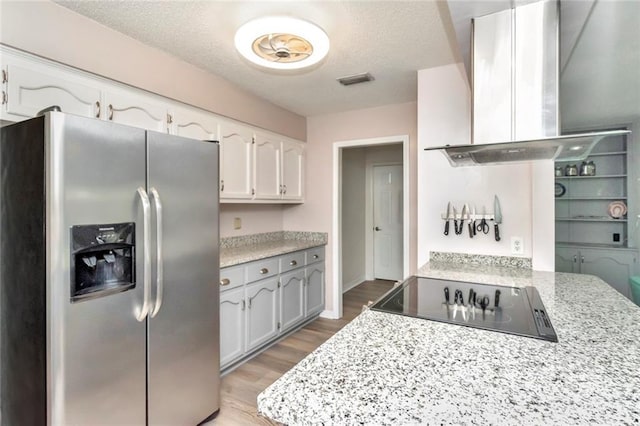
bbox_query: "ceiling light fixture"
[234,16,330,70]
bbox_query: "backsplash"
[220,231,327,249]
[430,252,532,269]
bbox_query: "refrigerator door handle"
[149,187,164,318]
[136,187,152,321]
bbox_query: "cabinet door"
[245,277,279,352]
[220,287,245,368]
[254,133,281,199]
[580,249,636,299]
[305,263,325,317]
[555,247,578,273]
[170,105,219,141]
[104,89,167,132]
[5,62,101,119]
[281,139,304,200]
[219,121,253,199]
[280,269,305,331]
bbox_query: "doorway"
[332,135,409,319]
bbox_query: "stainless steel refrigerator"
[0,111,220,425]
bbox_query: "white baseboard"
[319,309,339,319]
[342,275,366,293]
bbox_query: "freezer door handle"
[149,187,164,318]
[136,187,152,321]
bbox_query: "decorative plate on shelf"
[607,201,627,218]
[555,182,566,197]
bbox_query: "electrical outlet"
[233,217,242,230]
[511,236,524,255]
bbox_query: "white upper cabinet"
[281,138,305,200]
[219,121,254,199]
[254,132,282,200]
[0,45,305,204]
[2,58,101,120]
[169,104,219,141]
[103,88,167,133]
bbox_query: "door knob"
[374,226,381,231]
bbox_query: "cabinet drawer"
[306,247,325,265]
[280,251,305,273]
[219,265,245,291]
[246,258,279,283]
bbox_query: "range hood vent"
[425,130,631,167]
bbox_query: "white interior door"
[373,165,403,281]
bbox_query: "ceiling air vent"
[337,72,374,86]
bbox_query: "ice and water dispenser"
[70,223,135,302]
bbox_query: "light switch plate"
[233,217,242,230]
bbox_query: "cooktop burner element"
[370,276,558,342]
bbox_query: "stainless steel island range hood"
[426,0,630,166]
[430,130,630,166]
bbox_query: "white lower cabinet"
[280,269,305,330]
[556,245,638,299]
[219,246,325,371]
[246,277,280,352]
[219,286,245,367]
[305,262,325,317]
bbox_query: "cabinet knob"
[220,278,230,286]
[260,268,269,274]
[95,101,101,118]
[289,260,297,266]
[313,254,319,259]
[581,256,585,264]
[573,255,577,263]
[221,180,224,192]
[108,104,114,120]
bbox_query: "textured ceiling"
[53,1,459,117]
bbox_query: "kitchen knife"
[494,195,502,242]
[463,204,473,238]
[444,202,452,236]
[471,205,477,236]
[453,206,460,235]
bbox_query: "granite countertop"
[220,231,327,268]
[257,259,640,425]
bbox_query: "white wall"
[341,148,367,291]
[219,204,285,238]
[283,102,418,316]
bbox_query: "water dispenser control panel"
[70,222,135,303]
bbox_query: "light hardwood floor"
[212,279,395,425]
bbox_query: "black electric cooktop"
[370,276,558,342]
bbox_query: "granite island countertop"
[220,231,327,268]
[257,260,640,425]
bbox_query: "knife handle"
[444,220,450,236]
[494,224,501,241]
[468,222,473,238]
